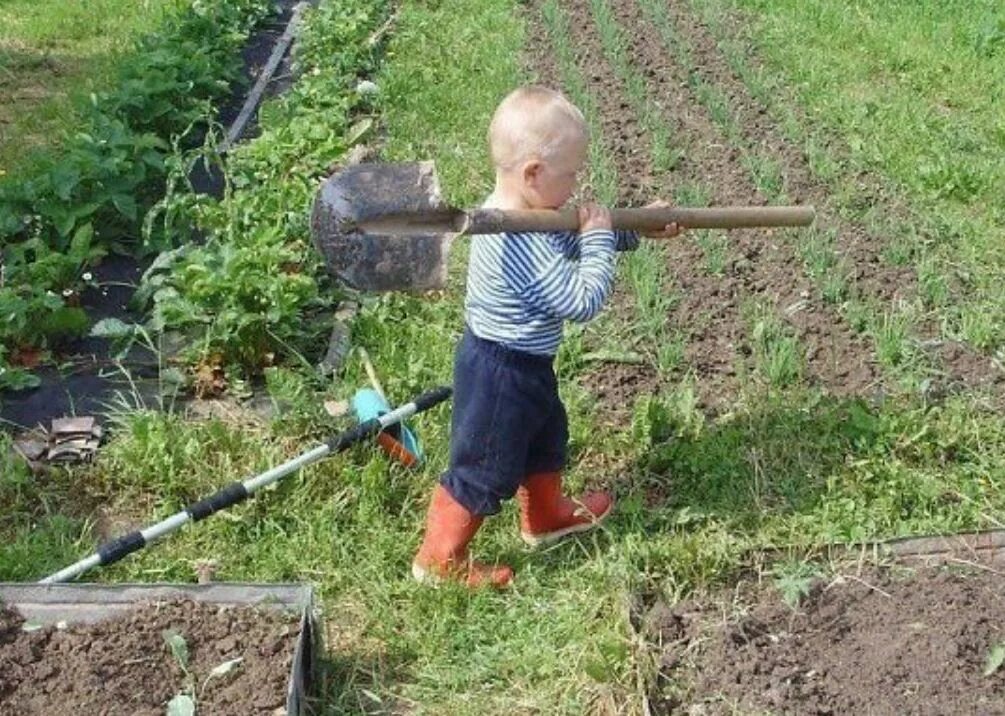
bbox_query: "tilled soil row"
[529,0,884,413]
[0,599,300,716]
[528,0,744,412]
[604,0,888,401]
[662,0,1004,398]
[637,566,1005,715]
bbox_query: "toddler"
[412,86,681,588]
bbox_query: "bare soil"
[637,565,1005,715]
[0,598,300,716]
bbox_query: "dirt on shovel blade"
[0,598,300,716]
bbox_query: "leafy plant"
[772,560,819,608]
[0,0,274,386]
[145,0,391,375]
[163,629,196,715]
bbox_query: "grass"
[743,301,802,389]
[653,0,954,391]
[0,0,188,173]
[695,233,729,276]
[796,225,850,305]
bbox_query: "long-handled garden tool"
[310,161,816,292]
[40,386,452,584]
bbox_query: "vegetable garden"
[2,0,1003,713]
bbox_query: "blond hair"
[488,86,588,169]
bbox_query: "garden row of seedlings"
[528,0,1002,421]
[526,0,1005,708]
[668,0,1004,400]
[532,0,859,415]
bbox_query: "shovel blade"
[310,161,456,292]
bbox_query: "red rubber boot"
[516,471,613,547]
[412,485,513,588]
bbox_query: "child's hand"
[643,199,685,239]
[578,203,612,233]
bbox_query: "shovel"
[310,161,815,292]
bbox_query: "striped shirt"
[465,229,639,356]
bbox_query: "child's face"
[524,137,587,209]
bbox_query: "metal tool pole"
[41,386,451,584]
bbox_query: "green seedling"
[674,182,712,208]
[655,335,686,377]
[872,307,912,368]
[985,643,1005,677]
[697,233,729,276]
[957,305,1004,352]
[200,657,244,698]
[743,153,785,199]
[750,315,802,389]
[166,695,195,716]
[917,256,949,308]
[772,561,819,609]
[164,629,196,716]
[797,226,850,304]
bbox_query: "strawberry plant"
[144,0,390,375]
[0,0,274,390]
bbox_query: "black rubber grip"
[327,419,382,452]
[97,531,146,566]
[188,482,249,521]
[413,386,452,413]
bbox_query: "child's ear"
[522,160,543,187]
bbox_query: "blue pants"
[441,330,568,516]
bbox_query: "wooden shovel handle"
[462,206,815,234]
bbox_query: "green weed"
[797,226,849,305]
[742,152,785,199]
[0,0,187,171]
[745,302,802,389]
[872,305,914,369]
[696,232,730,275]
[771,559,819,608]
[674,182,712,207]
[917,255,949,309]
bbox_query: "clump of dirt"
[639,566,1005,715]
[0,598,301,716]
